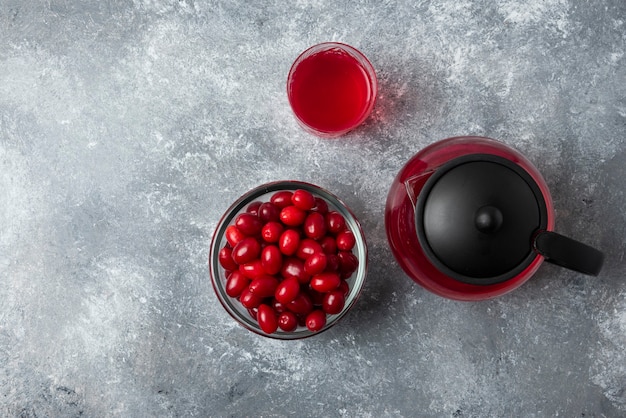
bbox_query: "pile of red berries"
[217,189,360,334]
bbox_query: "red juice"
[288,43,377,137]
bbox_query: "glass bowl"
[209,180,368,339]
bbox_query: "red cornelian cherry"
[310,272,341,292]
[278,229,301,256]
[261,245,283,275]
[225,271,250,298]
[232,237,261,264]
[278,311,298,332]
[261,221,284,243]
[240,288,263,309]
[304,252,327,275]
[313,197,329,214]
[296,238,323,260]
[319,235,337,254]
[304,212,327,240]
[246,201,262,216]
[280,257,310,284]
[239,259,265,279]
[291,189,316,211]
[235,213,263,236]
[325,211,346,234]
[305,309,326,332]
[248,275,280,298]
[338,251,359,278]
[258,202,281,223]
[322,290,345,314]
[325,254,341,272]
[270,191,293,208]
[280,205,307,226]
[336,230,356,251]
[257,304,278,334]
[225,225,246,247]
[218,247,238,271]
[272,298,287,313]
[286,292,314,315]
[274,276,300,304]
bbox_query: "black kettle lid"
[415,154,548,285]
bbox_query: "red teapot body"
[385,136,603,301]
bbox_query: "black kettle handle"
[534,231,604,276]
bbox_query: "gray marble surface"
[1,1,625,417]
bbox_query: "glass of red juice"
[287,42,377,138]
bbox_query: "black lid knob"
[415,154,548,285]
[474,205,504,233]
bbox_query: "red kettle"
[385,136,604,301]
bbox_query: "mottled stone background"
[1,0,625,417]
